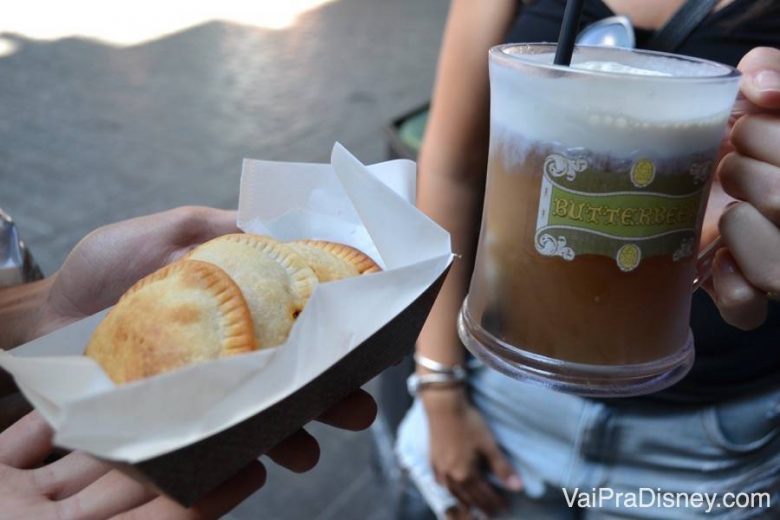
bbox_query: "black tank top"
[504,0,780,402]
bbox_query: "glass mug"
[458,44,741,397]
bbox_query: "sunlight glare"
[0,37,19,57]
[0,0,339,46]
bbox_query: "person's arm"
[0,280,54,403]
[416,0,516,370]
[415,1,522,517]
[0,279,53,351]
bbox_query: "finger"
[730,115,780,169]
[266,428,320,473]
[470,477,507,515]
[0,411,53,468]
[174,206,239,243]
[737,47,780,109]
[482,442,522,492]
[445,473,498,516]
[31,452,111,500]
[701,276,716,302]
[433,465,445,486]
[720,202,780,294]
[191,207,239,242]
[316,389,377,431]
[445,504,470,520]
[57,469,157,519]
[718,152,780,225]
[712,249,768,330]
[164,207,239,263]
[445,476,476,512]
[116,461,266,520]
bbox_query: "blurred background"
[1,0,447,518]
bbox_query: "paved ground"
[1,0,448,517]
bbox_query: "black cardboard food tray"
[110,269,447,506]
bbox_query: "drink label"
[535,153,712,271]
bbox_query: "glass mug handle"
[691,93,773,291]
[692,236,723,290]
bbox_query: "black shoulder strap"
[646,0,720,52]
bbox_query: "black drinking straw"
[554,0,585,66]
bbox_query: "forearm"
[0,278,52,350]
[417,174,483,367]
[415,0,516,369]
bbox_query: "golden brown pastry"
[287,240,380,282]
[85,260,256,384]
[85,234,379,383]
[187,234,318,348]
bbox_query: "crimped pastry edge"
[86,259,257,383]
[294,239,381,274]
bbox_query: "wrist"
[414,352,466,376]
[421,384,468,413]
[0,277,54,349]
[410,353,469,397]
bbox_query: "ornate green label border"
[535,153,711,271]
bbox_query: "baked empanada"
[85,260,256,384]
[187,234,318,348]
[287,240,380,282]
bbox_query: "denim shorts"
[396,367,780,519]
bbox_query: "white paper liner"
[0,143,452,463]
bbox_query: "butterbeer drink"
[458,44,740,396]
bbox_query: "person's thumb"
[737,47,780,109]
[482,440,522,492]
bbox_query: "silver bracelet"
[406,372,466,396]
[413,353,467,380]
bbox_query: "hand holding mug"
[706,47,780,330]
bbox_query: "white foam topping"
[490,53,739,157]
[573,61,672,77]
